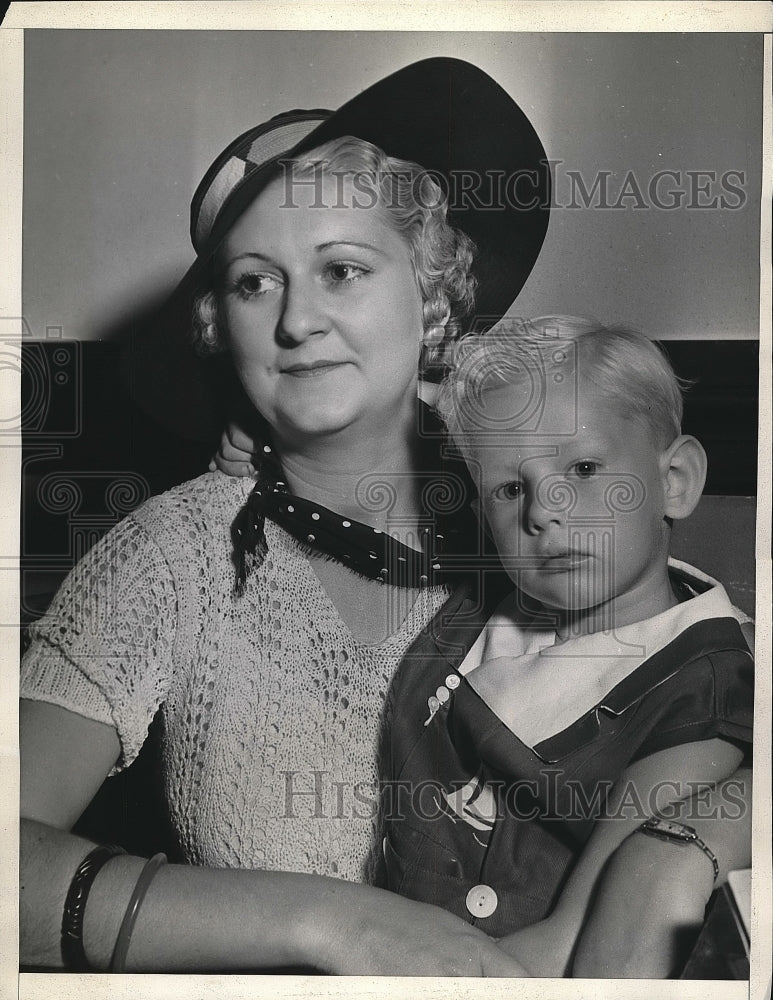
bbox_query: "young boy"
[382,316,753,975]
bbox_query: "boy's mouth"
[538,551,590,572]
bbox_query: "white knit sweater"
[21,472,449,883]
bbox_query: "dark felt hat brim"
[201,57,550,328]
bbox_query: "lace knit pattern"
[21,472,448,884]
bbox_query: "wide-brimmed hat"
[190,57,550,327]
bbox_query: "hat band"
[194,115,328,253]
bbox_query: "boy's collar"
[460,560,738,749]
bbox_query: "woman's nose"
[278,280,330,344]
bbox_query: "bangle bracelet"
[637,817,720,882]
[61,844,126,971]
[109,852,167,973]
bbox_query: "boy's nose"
[278,280,331,344]
[526,505,562,534]
[524,484,569,534]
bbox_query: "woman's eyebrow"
[314,240,387,255]
[222,242,388,267]
[223,251,275,266]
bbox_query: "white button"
[436,685,450,704]
[446,674,460,690]
[465,884,498,918]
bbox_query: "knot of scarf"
[230,456,477,594]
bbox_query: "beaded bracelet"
[61,844,127,971]
[109,852,168,973]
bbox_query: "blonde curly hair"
[192,135,477,373]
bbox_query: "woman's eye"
[325,261,369,284]
[229,272,282,300]
[491,481,523,501]
[572,461,598,479]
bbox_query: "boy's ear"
[660,435,707,520]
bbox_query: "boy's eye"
[572,461,598,479]
[491,481,523,501]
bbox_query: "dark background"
[21,337,759,621]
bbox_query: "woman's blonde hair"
[192,136,477,372]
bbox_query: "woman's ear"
[422,306,451,346]
[660,434,707,521]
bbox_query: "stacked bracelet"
[61,844,126,971]
[110,852,168,973]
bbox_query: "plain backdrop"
[22,30,763,343]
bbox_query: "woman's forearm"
[22,818,530,976]
[87,854,331,971]
[21,818,325,972]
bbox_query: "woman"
[20,58,750,976]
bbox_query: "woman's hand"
[308,882,530,977]
[209,421,257,477]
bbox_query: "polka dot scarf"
[231,409,477,593]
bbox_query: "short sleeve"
[21,515,178,770]
[633,646,754,762]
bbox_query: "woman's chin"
[274,405,362,442]
[269,392,417,444]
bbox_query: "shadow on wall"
[20,277,249,622]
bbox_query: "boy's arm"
[209,420,257,477]
[570,767,752,978]
[498,738,745,977]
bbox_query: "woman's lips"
[280,360,350,378]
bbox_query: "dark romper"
[383,572,753,937]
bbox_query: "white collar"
[460,559,738,749]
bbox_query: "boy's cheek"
[485,513,522,556]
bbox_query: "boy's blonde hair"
[436,315,688,452]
